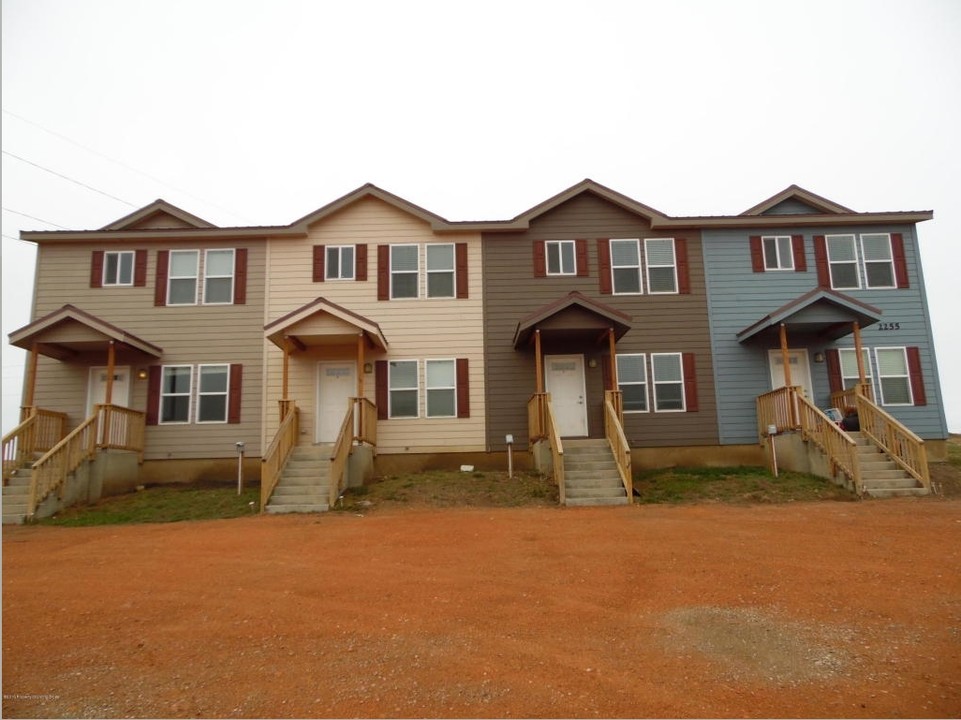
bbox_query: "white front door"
[87,366,131,415]
[768,350,814,399]
[544,354,588,437]
[316,362,356,443]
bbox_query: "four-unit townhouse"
[3,181,948,521]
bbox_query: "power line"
[2,150,139,208]
[1,207,69,229]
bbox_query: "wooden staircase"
[265,445,331,514]
[851,432,929,498]
[2,463,35,525]
[562,439,629,507]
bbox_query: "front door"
[87,366,130,415]
[316,362,356,443]
[768,350,814,399]
[544,354,588,437]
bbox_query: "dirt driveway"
[4,498,961,718]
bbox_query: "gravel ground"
[3,498,961,718]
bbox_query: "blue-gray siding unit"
[703,224,948,444]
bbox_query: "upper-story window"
[168,250,200,305]
[103,251,135,286]
[377,243,468,301]
[763,236,794,271]
[825,235,860,290]
[546,240,577,276]
[426,244,455,298]
[860,234,896,288]
[156,248,246,307]
[390,245,420,299]
[645,238,678,294]
[610,239,642,294]
[326,245,355,281]
[204,249,235,304]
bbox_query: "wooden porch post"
[607,328,617,390]
[23,342,39,411]
[534,329,544,394]
[356,333,365,399]
[779,323,792,387]
[281,337,291,420]
[104,340,116,406]
[852,321,866,389]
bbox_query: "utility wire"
[2,108,256,224]
[2,150,139,208]
[1,207,69,229]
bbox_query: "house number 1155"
[878,322,901,331]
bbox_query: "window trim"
[860,233,896,289]
[159,365,193,425]
[545,240,577,276]
[425,358,457,418]
[874,346,913,406]
[426,243,456,299]
[325,245,356,281]
[616,353,649,413]
[196,363,230,424]
[762,235,794,271]
[167,250,200,306]
[651,352,686,412]
[390,244,420,300]
[825,234,861,290]
[644,238,679,295]
[610,238,643,295]
[387,359,419,418]
[203,248,235,306]
[102,250,135,286]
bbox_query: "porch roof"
[736,288,882,344]
[264,297,388,351]
[513,291,633,348]
[8,305,164,360]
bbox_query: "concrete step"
[265,503,330,514]
[271,486,329,500]
[565,496,630,507]
[565,485,627,499]
[565,474,623,489]
[861,469,913,481]
[863,477,921,489]
[864,487,929,499]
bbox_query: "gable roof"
[264,297,388,351]
[736,288,882,343]
[290,183,457,232]
[101,199,218,230]
[513,291,633,348]
[741,185,855,216]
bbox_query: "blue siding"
[703,224,948,444]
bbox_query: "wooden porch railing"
[354,397,377,447]
[604,391,632,503]
[261,404,299,511]
[855,392,929,490]
[96,404,146,461]
[830,382,874,412]
[756,386,801,435]
[2,408,68,484]
[542,395,565,505]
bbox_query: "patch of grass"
[38,484,261,527]
[632,466,855,505]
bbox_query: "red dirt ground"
[3,498,961,719]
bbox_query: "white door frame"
[768,349,814,400]
[86,366,131,416]
[544,354,589,437]
[315,361,357,444]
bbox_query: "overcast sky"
[2,0,959,434]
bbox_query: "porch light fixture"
[137,368,148,380]
[813,352,825,364]
[363,362,373,374]
[588,357,598,368]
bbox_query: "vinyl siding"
[262,196,486,454]
[482,192,718,450]
[702,224,948,444]
[28,239,266,459]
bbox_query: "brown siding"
[482,192,718,450]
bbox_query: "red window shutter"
[749,236,764,272]
[90,251,104,288]
[575,239,589,277]
[533,240,546,278]
[154,250,169,306]
[146,366,161,425]
[228,364,243,423]
[682,353,698,412]
[455,243,469,299]
[813,235,830,288]
[597,239,612,294]
[356,244,368,282]
[377,245,390,301]
[825,349,842,394]
[456,358,470,418]
[134,250,148,287]
[906,347,927,406]
[234,248,247,305]
[312,245,326,282]
[891,233,909,288]
[791,235,807,272]
[675,238,691,294]
[375,361,389,419]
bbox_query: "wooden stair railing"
[2,408,68,484]
[261,404,299,511]
[542,395,565,505]
[794,393,862,495]
[329,400,356,508]
[604,391,633,503]
[854,392,929,490]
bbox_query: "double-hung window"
[610,239,642,294]
[616,354,648,412]
[325,245,355,281]
[645,238,678,294]
[762,236,794,271]
[204,249,235,304]
[546,240,576,276]
[651,353,685,411]
[103,251,135,286]
[388,360,418,417]
[390,245,419,299]
[197,364,229,423]
[825,235,860,290]
[426,244,455,298]
[860,234,895,289]
[839,348,873,391]
[168,251,200,305]
[875,348,912,405]
[160,366,192,423]
[425,359,456,417]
